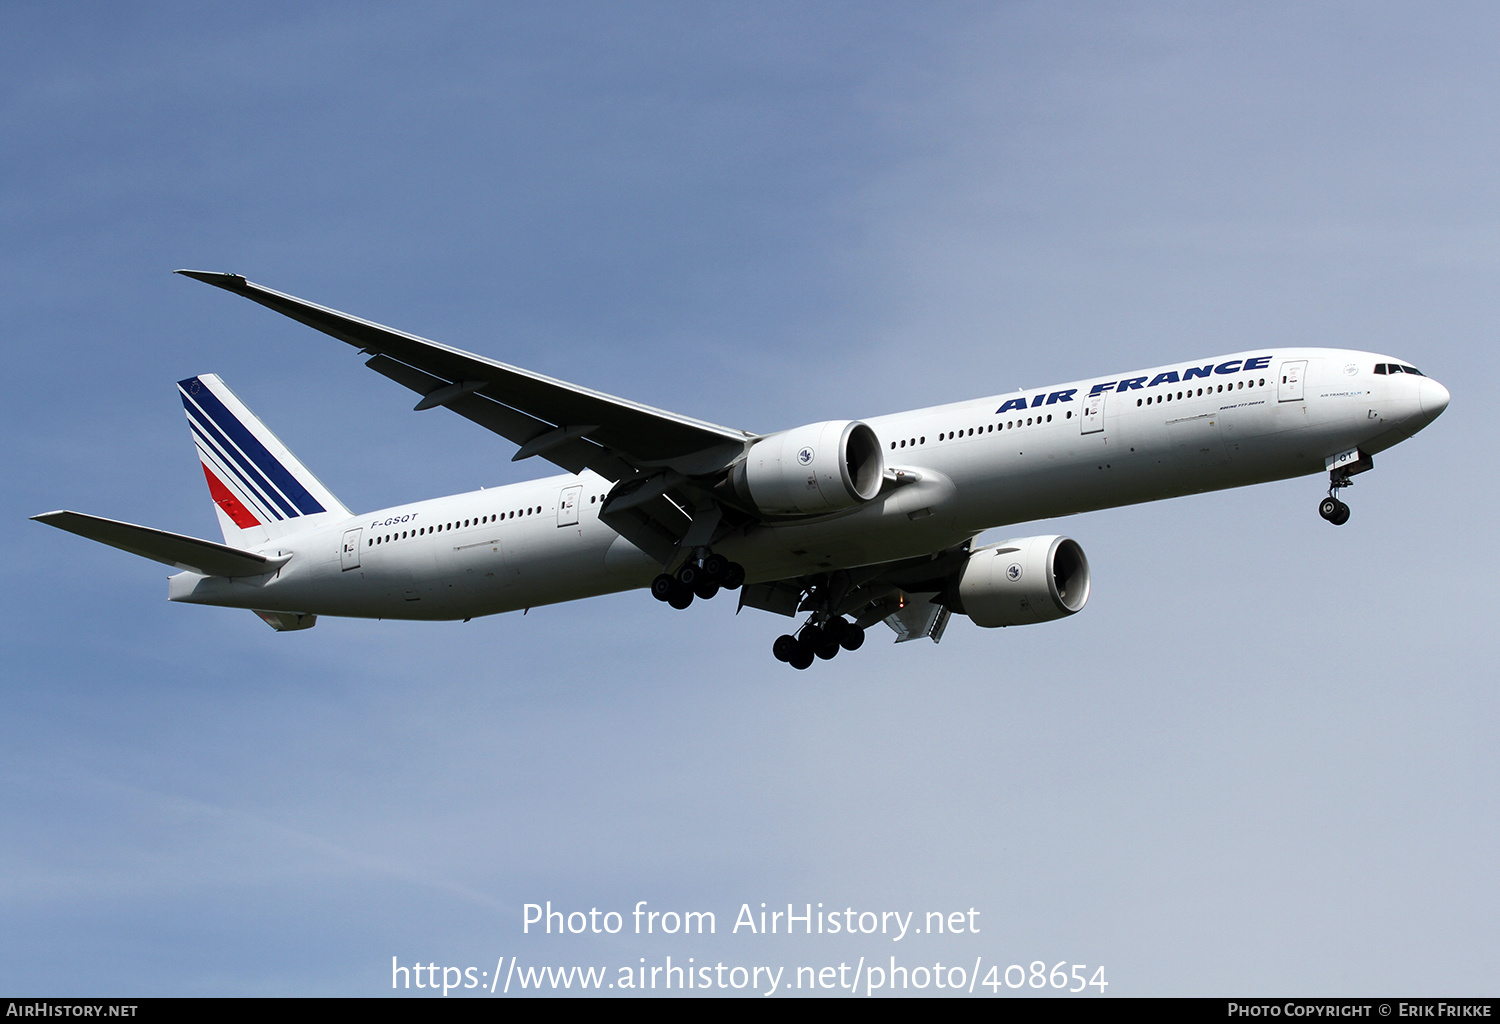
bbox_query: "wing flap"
[363,354,634,479]
[33,511,287,578]
[883,594,952,644]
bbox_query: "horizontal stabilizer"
[32,511,288,578]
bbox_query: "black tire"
[676,562,701,588]
[1319,497,1339,521]
[815,640,840,660]
[694,578,720,601]
[721,562,746,590]
[840,624,866,651]
[650,574,676,602]
[703,553,729,581]
[667,582,694,610]
[800,624,826,648]
[772,634,799,662]
[789,646,815,670]
[1331,501,1351,526]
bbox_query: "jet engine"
[952,535,1090,627]
[724,420,885,516]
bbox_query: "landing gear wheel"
[721,562,746,590]
[676,562,702,588]
[839,624,866,651]
[693,578,720,601]
[702,553,729,581]
[772,634,799,663]
[650,574,676,602]
[788,645,815,670]
[801,620,840,660]
[666,581,694,610]
[1318,496,1351,526]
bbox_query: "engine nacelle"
[954,535,1090,627]
[727,420,885,515]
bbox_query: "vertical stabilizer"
[178,374,350,545]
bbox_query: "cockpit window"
[1375,362,1425,376]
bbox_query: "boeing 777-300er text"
[34,271,1451,668]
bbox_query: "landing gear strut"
[1318,468,1353,526]
[649,550,745,610]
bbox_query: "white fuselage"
[168,348,1448,620]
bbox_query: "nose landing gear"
[1318,467,1354,526]
[1317,450,1375,526]
[1318,495,1351,526]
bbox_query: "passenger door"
[1081,391,1106,434]
[1278,360,1307,402]
[557,485,583,527]
[340,528,362,571]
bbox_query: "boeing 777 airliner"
[34,272,1450,668]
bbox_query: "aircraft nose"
[1419,376,1451,418]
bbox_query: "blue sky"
[3,2,1497,996]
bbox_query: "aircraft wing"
[32,511,288,578]
[175,271,754,483]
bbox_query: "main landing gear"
[650,551,746,610]
[1317,465,1356,526]
[772,616,865,671]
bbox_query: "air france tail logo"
[178,376,326,526]
[995,356,1273,414]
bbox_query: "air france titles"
[995,356,1274,414]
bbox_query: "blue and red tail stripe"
[200,463,262,528]
[178,377,326,522]
[185,408,296,521]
